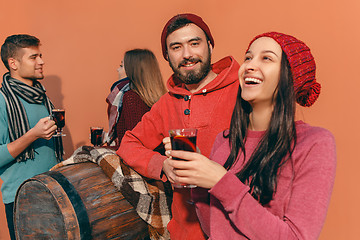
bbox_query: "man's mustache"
[178,58,202,68]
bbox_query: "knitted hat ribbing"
[248,32,320,107]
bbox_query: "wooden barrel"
[14,162,149,240]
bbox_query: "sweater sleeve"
[117,98,167,180]
[192,131,231,236]
[0,94,15,168]
[209,129,337,240]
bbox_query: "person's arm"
[7,117,57,159]
[0,94,57,167]
[209,130,336,239]
[0,101,15,167]
[117,99,167,180]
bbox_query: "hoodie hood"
[166,56,240,96]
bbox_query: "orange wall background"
[0,0,358,239]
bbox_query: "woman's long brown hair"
[224,52,297,205]
[124,49,167,107]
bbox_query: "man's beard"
[27,75,44,81]
[21,71,44,81]
[169,47,212,85]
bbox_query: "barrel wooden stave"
[15,177,79,239]
[15,162,149,240]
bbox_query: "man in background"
[0,34,58,239]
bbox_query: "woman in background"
[164,32,336,239]
[106,49,167,148]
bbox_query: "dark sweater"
[113,90,150,148]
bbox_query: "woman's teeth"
[245,77,262,84]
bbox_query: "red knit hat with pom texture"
[248,32,320,107]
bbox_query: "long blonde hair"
[124,49,167,107]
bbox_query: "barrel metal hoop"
[44,171,92,240]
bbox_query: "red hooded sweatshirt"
[118,56,240,239]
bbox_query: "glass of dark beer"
[90,127,104,146]
[51,109,65,137]
[168,128,197,188]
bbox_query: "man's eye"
[244,56,251,61]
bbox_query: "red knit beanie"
[161,13,214,60]
[248,32,320,107]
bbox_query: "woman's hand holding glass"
[162,137,227,189]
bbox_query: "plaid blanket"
[51,146,172,240]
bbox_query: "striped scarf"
[0,72,54,162]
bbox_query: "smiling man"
[0,34,58,240]
[118,13,240,239]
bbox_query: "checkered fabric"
[52,146,172,240]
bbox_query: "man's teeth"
[245,77,262,84]
[184,63,196,67]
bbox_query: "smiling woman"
[239,37,283,114]
[165,32,336,239]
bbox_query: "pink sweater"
[192,121,336,239]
